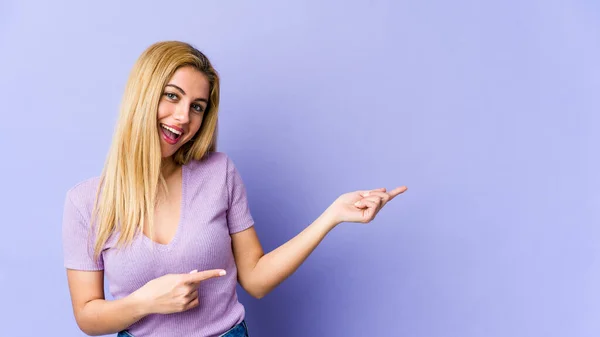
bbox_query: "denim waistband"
[116,320,248,337]
[219,320,248,337]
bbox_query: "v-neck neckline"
[141,162,187,251]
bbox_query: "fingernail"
[363,191,370,196]
[355,201,361,206]
[190,269,198,273]
[219,270,227,276]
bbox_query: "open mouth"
[160,123,183,144]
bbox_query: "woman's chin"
[160,146,177,159]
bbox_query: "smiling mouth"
[160,123,183,144]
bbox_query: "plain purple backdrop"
[1,1,599,336]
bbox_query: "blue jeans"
[117,320,249,337]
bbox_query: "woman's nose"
[173,104,189,124]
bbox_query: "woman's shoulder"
[185,151,243,185]
[66,176,101,197]
[64,176,102,216]
[186,151,233,170]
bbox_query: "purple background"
[1,1,600,336]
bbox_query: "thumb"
[185,269,227,284]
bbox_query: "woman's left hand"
[324,186,408,225]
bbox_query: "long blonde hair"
[91,41,220,260]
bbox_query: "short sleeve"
[61,191,104,270]
[225,156,255,234]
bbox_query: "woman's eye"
[192,104,204,113]
[165,93,177,100]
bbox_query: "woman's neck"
[161,157,179,179]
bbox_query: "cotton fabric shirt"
[62,152,255,337]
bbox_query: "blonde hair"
[91,41,220,259]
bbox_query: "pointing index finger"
[388,186,408,199]
[185,269,227,284]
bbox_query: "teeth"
[161,124,182,136]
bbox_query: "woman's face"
[157,66,210,158]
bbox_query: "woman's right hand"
[132,269,227,315]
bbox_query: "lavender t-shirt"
[62,152,255,337]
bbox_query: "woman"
[62,40,407,337]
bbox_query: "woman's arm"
[232,186,407,299]
[66,268,226,335]
[66,270,148,336]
